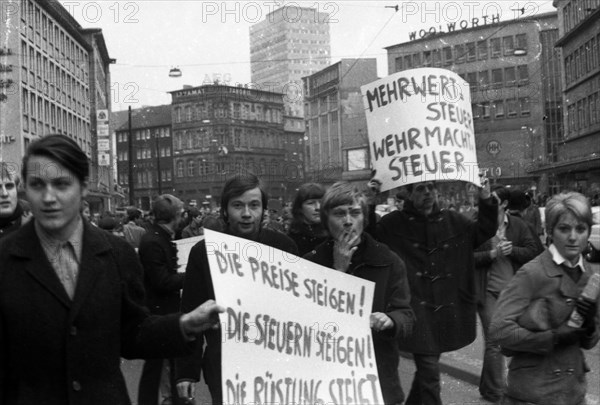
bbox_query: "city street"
[122,355,485,405]
[121,260,600,405]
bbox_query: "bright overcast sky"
[63,1,556,111]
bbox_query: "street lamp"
[168,67,182,78]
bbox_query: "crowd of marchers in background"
[1,137,599,405]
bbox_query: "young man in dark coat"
[304,182,414,405]
[175,173,298,404]
[368,179,497,405]
[0,135,223,405]
[138,194,187,405]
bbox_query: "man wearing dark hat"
[138,195,186,405]
[123,206,146,248]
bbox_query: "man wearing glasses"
[368,180,497,405]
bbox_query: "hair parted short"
[545,192,592,236]
[21,134,89,184]
[320,181,369,233]
[220,173,267,223]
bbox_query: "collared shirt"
[35,216,84,299]
[496,213,509,240]
[549,244,586,272]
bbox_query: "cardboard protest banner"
[361,68,481,192]
[174,235,204,272]
[204,229,382,405]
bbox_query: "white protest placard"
[174,235,205,272]
[361,68,481,192]
[204,229,382,405]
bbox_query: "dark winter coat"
[304,233,415,405]
[287,221,328,256]
[138,223,185,315]
[490,251,600,405]
[0,220,191,405]
[175,228,299,400]
[372,197,497,354]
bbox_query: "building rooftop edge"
[384,11,558,49]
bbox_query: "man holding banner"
[175,174,298,404]
[305,181,415,405]
[362,68,498,405]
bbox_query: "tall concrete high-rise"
[249,5,331,117]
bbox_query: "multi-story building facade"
[1,0,92,161]
[81,28,116,212]
[303,59,378,186]
[386,12,561,194]
[546,0,600,197]
[0,0,115,210]
[115,105,173,211]
[250,5,331,117]
[169,84,299,204]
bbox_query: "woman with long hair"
[287,182,328,256]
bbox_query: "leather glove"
[552,323,586,347]
[576,298,597,331]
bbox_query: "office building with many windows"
[250,5,331,117]
[545,0,600,197]
[1,0,92,162]
[0,0,116,210]
[303,59,378,186]
[386,12,560,194]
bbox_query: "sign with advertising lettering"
[361,68,480,192]
[97,124,110,137]
[97,138,110,152]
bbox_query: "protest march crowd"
[0,133,599,405]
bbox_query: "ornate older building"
[169,84,304,204]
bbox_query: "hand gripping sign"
[361,68,481,192]
[204,229,382,405]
